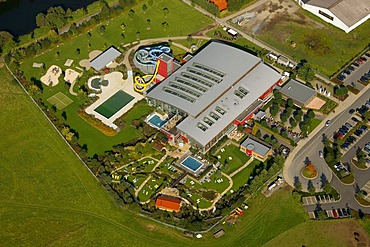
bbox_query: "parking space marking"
[308,212,316,219]
[327,210,334,218]
[302,196,317,205]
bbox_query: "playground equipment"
[134,60,160,93]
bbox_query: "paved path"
[200,171,233,212]
[135,154,168,203]
[230,158,254,177]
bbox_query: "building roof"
[241,137,272,157]
[209,0,228,11]
[279,79,316,106]
[147,41,280,147]
[90,46,122,71]
[306,0,370,27]
[155,195,181,211]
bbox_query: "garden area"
[230,159,262,192]
[138,175,165,202]
[217,144,250,175]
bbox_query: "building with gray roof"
[295,0,370,33]
[240,137,272,161]
[90,46,122,71]
[279,79,317,107]
[146,41,281,152]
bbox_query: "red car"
[332,209,338,219]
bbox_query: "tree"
[255,130,261,138]
[270,103,279,117]
[273,90,282,104]
[36,13,46,27]
[187,34,193,44]
[280,112,288,123]
[142,4,147,13]
[289,117,297,128]
[298,63,315,82]
[163,7,169,17]
[61,111,67,120]
[307,109,315,119]
[286,98,294,108]
[45,6,67,30]
[128,9,135,19]
[100,0,111,17]
[146,19,151,30]
[162,22,169,30]
[100,25,106,35]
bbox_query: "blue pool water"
[181,156,203,172]
[148,114,166,128]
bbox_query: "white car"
[319,151,323,157]
[325,120,331,126]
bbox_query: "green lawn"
[308,118,322,133]
[231,159,261,192]
[218,144,250,175]
[257,8,370,77]
[202,174,230,194]
[138,176,164,202]
[263,219,368,247]
[0,67,195,246]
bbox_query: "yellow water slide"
[134,60,161,93]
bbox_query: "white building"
[296,0,370,33]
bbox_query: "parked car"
[351,117,359,122]
[353,62,360,67]
[333,209,339,219]
[319,150,323,158]
[361,56,368,61]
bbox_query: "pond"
[0,0,97,36]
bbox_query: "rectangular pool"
[181,156,203,172]
[148,114,166,128]
[94,90,134,119]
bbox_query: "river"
[0,0,98,36]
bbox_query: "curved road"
[284,83,370,213]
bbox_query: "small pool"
[181,156,203,172]
[148,114,166,128]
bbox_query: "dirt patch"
[235,0,322,34]
[303,33,331,55]
[192,22,218,36]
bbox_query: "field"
[0,67,195,246]
[18,0,213,155]
[263,219,370,247]
[254,2,370,77]
[218,144,250,175]
[94,90,134,118]
[231,159,262,191]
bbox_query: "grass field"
[257,8,370,77]
[263,219,370,247]
[94,90,134,118]
[218,144,250,175]
[231,159,262,192]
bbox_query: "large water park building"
[146,41,281,152]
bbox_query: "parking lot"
[338,52,370,89]
[302,195,336,205]
[362,181,370,202]
[308,208,350,219]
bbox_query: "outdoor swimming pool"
[148,114,166,128]
[181,156,203,172]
